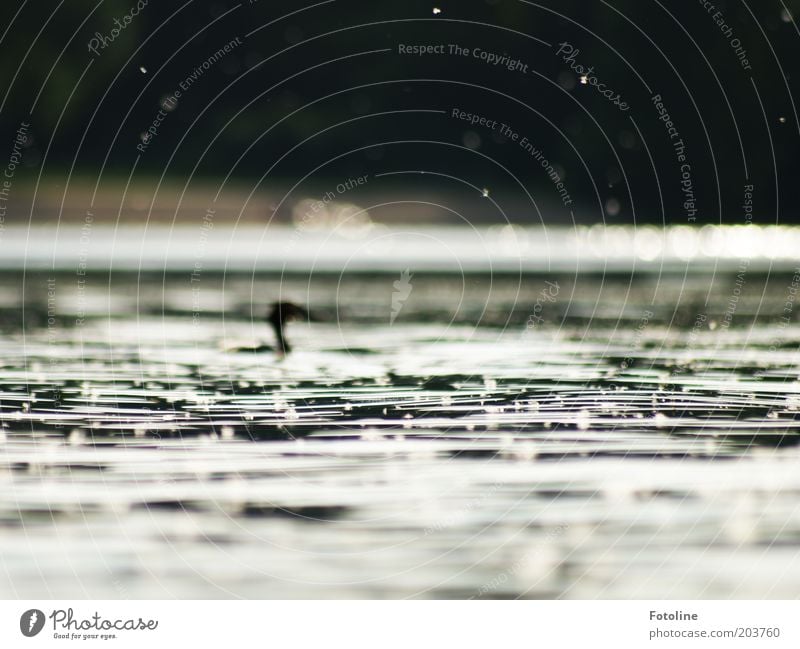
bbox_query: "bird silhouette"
[228,301,310,356]
[267,301,310,355]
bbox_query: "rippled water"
[2,268,800,598]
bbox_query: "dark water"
[2,268,800,598]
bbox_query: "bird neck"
[271,320,290,354]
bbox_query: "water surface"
[2,264,800,599]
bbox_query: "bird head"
[267,301,311,327]
[267,301,312,354]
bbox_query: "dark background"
[1,0,799,225]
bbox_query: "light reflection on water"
[1,271,800,598]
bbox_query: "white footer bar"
[0,600,796,648]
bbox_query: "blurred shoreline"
[1,222,799,274]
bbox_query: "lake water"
[1,225,800,598]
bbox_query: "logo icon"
[20,609,45,637]
[391,268,413,325]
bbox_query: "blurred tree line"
[0,0,798,223]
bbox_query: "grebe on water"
[267,301,310,355]
[229,301,310,355]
